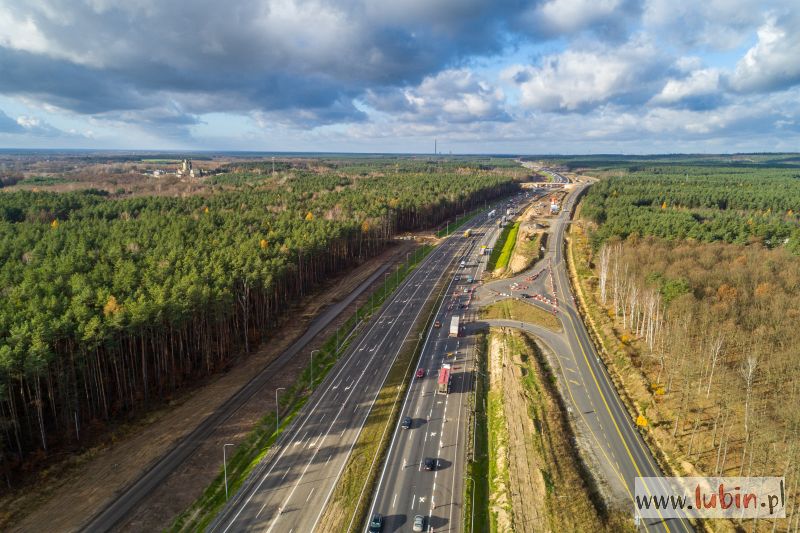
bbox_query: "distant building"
[176,159,201,178]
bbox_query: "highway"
[209,201,510,533]
[84,255,397,532]
[366,194,530,532]
[545,183,693,533]
[474,179,693,533]
[367,174,693,533]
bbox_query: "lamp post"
[223,443,235,499]
[310,349,320,388]
[275,387,285,433]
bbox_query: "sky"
[0,0,799,154]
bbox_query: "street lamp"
[223,443,235,499]
[275,387,285,433]
[466,475,475,533]
[310,349,320,388]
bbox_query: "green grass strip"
[169,244,433,532]
[486,222,519,271]
[464,334,490,533]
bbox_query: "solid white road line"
[219,235,452,532]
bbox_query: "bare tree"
[705,334,724,398]
[740,348,760,435]
[598,243,611,305]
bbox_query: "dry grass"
[487,328,632,533]
[315,254,452,532]
[480,298,562,332]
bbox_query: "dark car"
[416,368,425,378]
[368,513,383,532]
[423,457,436,470]
[433,320,441,328]
[400,416,412,429]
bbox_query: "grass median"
[315,248,456,532]
[464,333,489,533]
[169,245,433,532]
[486,222,519,272]
[480,298,562,333]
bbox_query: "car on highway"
[423,457,436,470]
[400,416,412,430]
[433,320,441,328]
[454,275,460,281]
[416,368,426,379]
[412,515,425,532]
[521,293,531,299]
[368,513,383,532]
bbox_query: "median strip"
[168,245,433,532]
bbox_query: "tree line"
[0,165,518,487]
[580,166,800,252]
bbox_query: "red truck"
[438,364,451,394]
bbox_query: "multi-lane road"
[209,199,516,533]
[83,169,692,533]
[365,202,515,532]
[472,177,693,533]
[367,172,692,533]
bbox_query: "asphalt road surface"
[369,180,693,533]
[545,184,694,533]
[366,194,532,533]
[476,183,693,533]
[84,255,397,532]
[209,200,515,533]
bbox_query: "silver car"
[412,514,424,532]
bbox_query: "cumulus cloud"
[0,109,24,133]
[651,68,723,109]
[0,0,799,150]
[0,0,526,132]
[0,108,66,136]
[519,0,641,40]
[642,0,767,50]
[505,37,669,112]
[366,69,509,124]
[731,14,800,93]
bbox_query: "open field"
[480,299,562,332]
